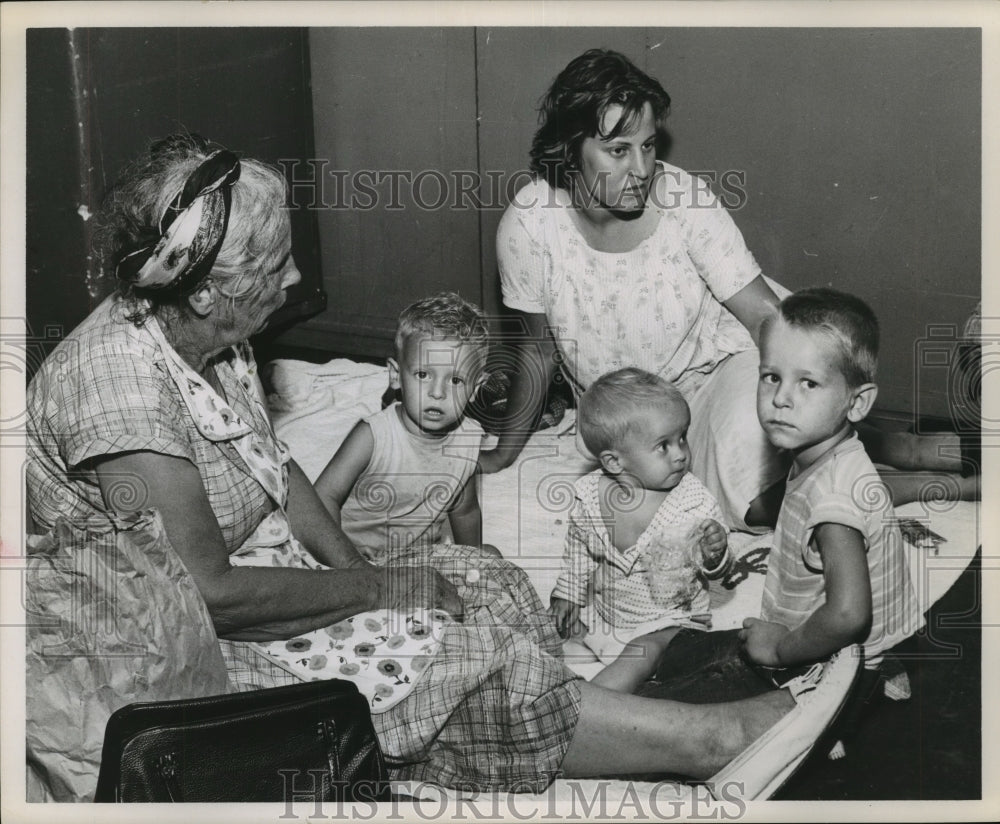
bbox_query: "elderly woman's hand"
[374,565,464,622]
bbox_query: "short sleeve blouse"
[26,296,275,552]
[497,161,762,399]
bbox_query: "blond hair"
[578,367,687,455]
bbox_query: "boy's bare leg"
[561,681,795,779]
[590,627,681,693]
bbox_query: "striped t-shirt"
[760,432,924,669]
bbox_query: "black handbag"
[94,679,389,803]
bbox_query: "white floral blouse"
[497,161,763,401]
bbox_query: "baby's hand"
[697,519,729,571]
[549,597,585,640]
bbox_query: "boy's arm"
[743,522,872,667]
[447,474,483,547]
[313,421,375,521]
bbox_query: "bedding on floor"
[264,356,980,801]
[265,356,978,643]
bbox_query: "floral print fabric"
[497,162,762,401]
[254,609,449,713]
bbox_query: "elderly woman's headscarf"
[115,150,241,294]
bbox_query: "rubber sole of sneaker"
[703,644,863,802]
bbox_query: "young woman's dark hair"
[529,49,672,190]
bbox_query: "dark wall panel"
[277,28,481,359]
[26,29,95,348]
[25,27,324,366]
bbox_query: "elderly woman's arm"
[285,457,369,569]
[478,310,560,474]
[722,275,780,346]
[94,451,460,640]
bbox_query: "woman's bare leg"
[747,462,979,519]
[857,422,964,472]
[590,628,681,693]
[560,681,795,780]
[878,468,980,506]
[747,427,980,516]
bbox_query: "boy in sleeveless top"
[316,292,497,563]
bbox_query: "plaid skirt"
[219,543,583,793]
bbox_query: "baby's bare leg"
[590,627,682,693]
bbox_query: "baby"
[550,367,732,692]
[315,291,497,564]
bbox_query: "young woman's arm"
[722,275,780,346]
[447,474,483,548]
[477,310,560,474]
[741,522,871,667]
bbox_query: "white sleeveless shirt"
[340,403,485,563]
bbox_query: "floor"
[778,550,982,800]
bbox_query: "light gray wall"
[287,27,981,419]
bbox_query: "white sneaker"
[704,645,862,802]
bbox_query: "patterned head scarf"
[115,150,241,294]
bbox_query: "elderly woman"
[480,49,789,529]
[27,133,821,799]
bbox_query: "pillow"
[264,358,390,482]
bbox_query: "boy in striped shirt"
[742,287,923,757]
